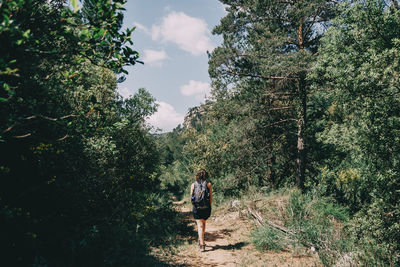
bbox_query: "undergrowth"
[251,188,351,266]
[251,188,400,266]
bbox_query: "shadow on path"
[204,228,233,242]
[174,206,198,244]
[206,241,248,251]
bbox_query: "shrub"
[251,225,289,252]
[346,197,400,266]
[252,189,351,266]
[159,162,191,199]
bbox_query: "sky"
[117,0,227,132]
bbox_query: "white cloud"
[180,80,212,101]
[151,11,214,56]
[133,22,150,35]
[143,49,168,67]
[147,101,184,132]
[151,24,161,40]
[118,87,132,99]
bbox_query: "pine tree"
[209,0,336,190]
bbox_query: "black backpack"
[192,180,210,209]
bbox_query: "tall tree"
[209,0,336,190]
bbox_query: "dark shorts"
[193,206,211,220]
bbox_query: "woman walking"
[190,169,212,252]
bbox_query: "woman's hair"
[196,169,208,181]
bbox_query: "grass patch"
[251,188,352,266]
[251,225,289,252]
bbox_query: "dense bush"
[310,1,400,264]
[0,1,179,265]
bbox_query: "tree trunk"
[267,151,276,188]
[296,23,306,192]
[296,74,306,192]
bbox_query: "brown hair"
[195,169,208,181]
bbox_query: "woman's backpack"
[192,180,210,209]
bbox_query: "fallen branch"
[248,207,294,235]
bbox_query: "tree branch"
[3,114,76,133]
[225,69,298,80]
[13,133,32,138]
[261,118,297,128]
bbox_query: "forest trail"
[154,202,321,267]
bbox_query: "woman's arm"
[208,183,212,206]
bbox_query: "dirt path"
[156,202,320,267]
[174,204,251,266]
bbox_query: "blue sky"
[117,0,227,132]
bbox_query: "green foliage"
[310,1,400,264]
[0,0,138,104]
[158,162,191,198]
[285,190,349,247]
[346,196,400,265]
[155,126,193,199]
[204,0,339,192]
[162,0,338,198]
[3,0,399,264]
[251,226,289,252]
[156,0,400,264]
[154,0,400,265]
[0,0,177,265]
[252,188,399,265]
[252,189,350,266]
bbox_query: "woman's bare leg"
[196,219,206,246]
[203,220,207,244]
